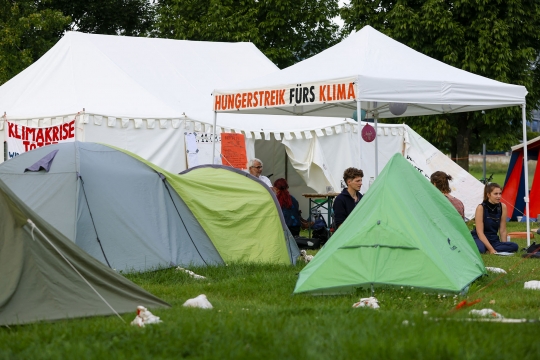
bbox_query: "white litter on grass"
[524,280,540,290]
[176,267,206,279]
[183,294,213,309]
[431,317,532,323]
[486,267,507,274]
[130,306,162,327]
[300,250,314,263]
[352,297,380,309]
[469,308,503,319]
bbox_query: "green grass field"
[1,222,540,359]
[468,161,537,187]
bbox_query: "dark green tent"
[0,179,170,326]
[294,154,486,295]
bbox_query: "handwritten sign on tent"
[221,133,247,169]
[6,120,76,159]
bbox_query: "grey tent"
[0,142,224,272]
[0,178,170,326]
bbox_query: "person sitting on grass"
[430,171,465,220]
[333,167,363,228]
[471,183,518,254]
[274,178,301,236]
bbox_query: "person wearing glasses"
[248,158,272,188]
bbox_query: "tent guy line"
[26,219,126,323]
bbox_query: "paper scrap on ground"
[432,317,532,323]
[300,250,314,263]
[130,306,162,327]
[524,280,540,290]
[494,252,514,256]
[486,267,507,274]
[469,308,503,319]
[352,297,380,309]
[183,294,213,309]
[176,267,206,279]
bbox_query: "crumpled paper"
[183,294,213,309]
[300,250,314,263]
[486,267,507,274]
[469,308,503,319]
[130,306,162,327]
[524,280,540,290]
[176,267,206,279]
[352,297,380,309]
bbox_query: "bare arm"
[500,204,508,242]
[475,205,497,254]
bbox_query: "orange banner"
[221,133,247,169]
[213,77,357,111]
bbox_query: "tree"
[41,0,155,36]
[341,0,540,170]
[0,0,70,85]
[154,0,341,69]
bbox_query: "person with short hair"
[471,183,518,254]
[274,178,301,236]
[430,171,465,220]
[248,158,272,187]
[333,167,364,228]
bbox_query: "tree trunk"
[450,137,457,164]
[455,114,471,171]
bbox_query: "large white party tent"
[213,25,530,240]
[0,31,278,171]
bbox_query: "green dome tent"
[114,148,300,265]
[0,178,169,326]
[294,153,486,295]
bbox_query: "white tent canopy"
[0,31,277,120]
[213,25,527,117]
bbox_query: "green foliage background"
[153,0,342,69]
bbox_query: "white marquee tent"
[213,25,531,240]
[0,31,483,219]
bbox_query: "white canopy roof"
[0,31,278,120]
[213,26,527,118]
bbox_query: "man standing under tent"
[333,167,364,228]
[248,158,273,188]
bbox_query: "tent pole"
[522,103,531,246]
[356,99,362,169]
[212,111,217,164]
[374,114,379,177]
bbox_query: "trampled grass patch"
[2,223,540,359]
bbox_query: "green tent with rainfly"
[294,153,486,295]
[107,145,299,265]
[118,151,299,265]
[0,178,170,326]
